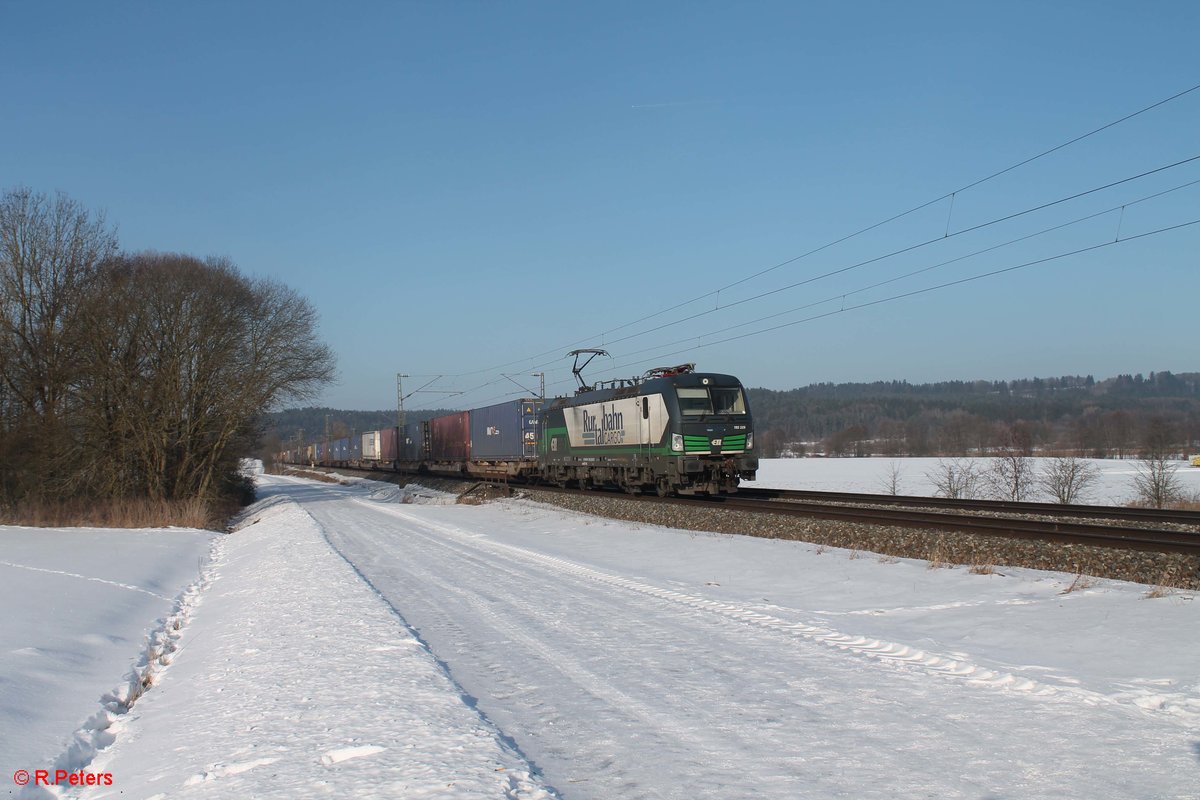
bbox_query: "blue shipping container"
[470,399,542,460]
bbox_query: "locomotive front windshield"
[676,386,747,416]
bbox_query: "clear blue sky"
[4,1,1197,410]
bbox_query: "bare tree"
[878,460,903,495]
[0,187,117,415]
[925,458,982,499]
[1037,456,1099,504]
[56,250,333,506]
[1130,456,1184,509]
[985,451,1039,501]
[1,185,335,511]
[74,252,335,502]
[937,411,975,455]
[756,429,785,458]
[0,187,117,499]
[1141,416,1178,460]
[1103,411,1135,459]
[1038,456,1100,504]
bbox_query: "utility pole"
[531,372,545,400]
[397,373,409,430]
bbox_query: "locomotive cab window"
[676,387,712,416]
[711,387,746,415]
[676,386,747,416]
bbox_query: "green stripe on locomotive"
[683,433,747,453]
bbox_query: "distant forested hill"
[747,371,1200,457]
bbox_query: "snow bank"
[360,481,458,506]
[83,484,554,799]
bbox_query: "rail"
[525,485,1200,556]
[736,487,1200,526]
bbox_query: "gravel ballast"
[314,468,1200,591]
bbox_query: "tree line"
[0,186,335,518]
[748,372,1200,458]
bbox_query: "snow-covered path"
[83,485,554,800]
[277,476,1200,799]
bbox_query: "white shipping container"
[362,431,382,460]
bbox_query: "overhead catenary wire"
[586,179,1200,369]
[540,160,1200,357]
[417,81,1200,384]
[590,217,1200,381]
[453,215,1200,408]
[421,164,1200,407]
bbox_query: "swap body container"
[470,399,543,460]
[362,430,381,460]
[379,426,399,460]
[361,428,399,461]
[401,421,427,461]
[429,412,470,461]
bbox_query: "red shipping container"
[379,426,399,460]
[429,412,470,461]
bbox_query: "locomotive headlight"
[746,432,754,450]
[671,433,684,452]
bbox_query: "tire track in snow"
[356,495,1200,726]
[285,510,563,800]
[324,499,737,761]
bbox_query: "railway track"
[525,484,1200,556]
[737,486,1200,526]
[318,466,1200,557]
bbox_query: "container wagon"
[428,412,470,473]
[467,398,543,478]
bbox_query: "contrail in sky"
[630,100,720,109]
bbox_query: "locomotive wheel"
[655,479,671,498]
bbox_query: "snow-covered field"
[0,526,216,792]
[4,471,1199,798]
[746,455,1200,505]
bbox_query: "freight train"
[279,363,758,495]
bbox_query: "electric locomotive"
[539,361,757,495]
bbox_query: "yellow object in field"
[1192,454,1200,467]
